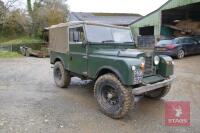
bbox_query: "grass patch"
[0,36,44,52]
[0,36,43,45]
[0,51,22,58]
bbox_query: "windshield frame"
[84,24,134,44]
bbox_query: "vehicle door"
[182,38,197,55]
[69,26,88,76]
[194,39,200,54]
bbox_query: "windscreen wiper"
[124,41,134,43]
[102,40,115,43]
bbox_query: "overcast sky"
[3,0,168,16]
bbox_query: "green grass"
[0,51,22,58]
[0,36,43,45]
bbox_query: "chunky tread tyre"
[145,85,171,99]
[53,61,71,88]
[94,74,133,119]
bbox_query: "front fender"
[158,55,174,77]
[92,57,142,86]
[96,66,126,84]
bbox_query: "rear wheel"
[177,49,185,59]
[94,74,133,119]
[144,85,171,99]
[53,61,71,88]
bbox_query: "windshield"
[85,25,133,43]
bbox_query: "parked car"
[155,37,200,59]
[49,21,175,119]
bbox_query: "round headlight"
[154,56,160,65]
[139,57,145,64]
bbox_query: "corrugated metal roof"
[69,12,142,26]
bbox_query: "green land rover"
[49,21,175,119]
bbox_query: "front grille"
[144,56,154,75]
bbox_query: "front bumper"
[132,76,176,95]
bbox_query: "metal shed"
[130,0,200,48]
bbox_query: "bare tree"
[4,0,18,9]
[27,0,69,36]
[0,0,18,33]
[0,0,18,15]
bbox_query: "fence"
[0,43,46,52]
[0,45,13,52]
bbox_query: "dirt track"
[0,55,200,133]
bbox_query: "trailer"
[20,46,49,58]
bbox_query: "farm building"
[130,0,200,48]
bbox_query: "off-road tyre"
[144,85,171,99]
[94,74,133,119]
[177,49,185,59]
[53,61,71,88]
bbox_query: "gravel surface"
[0,55,200,133]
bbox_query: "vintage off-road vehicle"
[49,21,175,119]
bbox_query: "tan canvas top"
[49,24,69,53]
[49,21,131,53]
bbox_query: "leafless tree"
[0,0,18,33]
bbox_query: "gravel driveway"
[0,56,200,133]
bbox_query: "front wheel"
[94,74,133,119]
[144,85,171,99]
[53,61,71,88]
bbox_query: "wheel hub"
[102,85,119,105]
[107,93,113,99]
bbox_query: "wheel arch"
[177,46,186,55]
[52,57,68,69]
[95,66,125,84]
[53,57,62,64]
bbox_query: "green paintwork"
[50,44,174,85]
[87,43,142,85]
[50,23,174,86]
[158,55,174,77]
[142,75,165,84]
[69,43,87,75]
